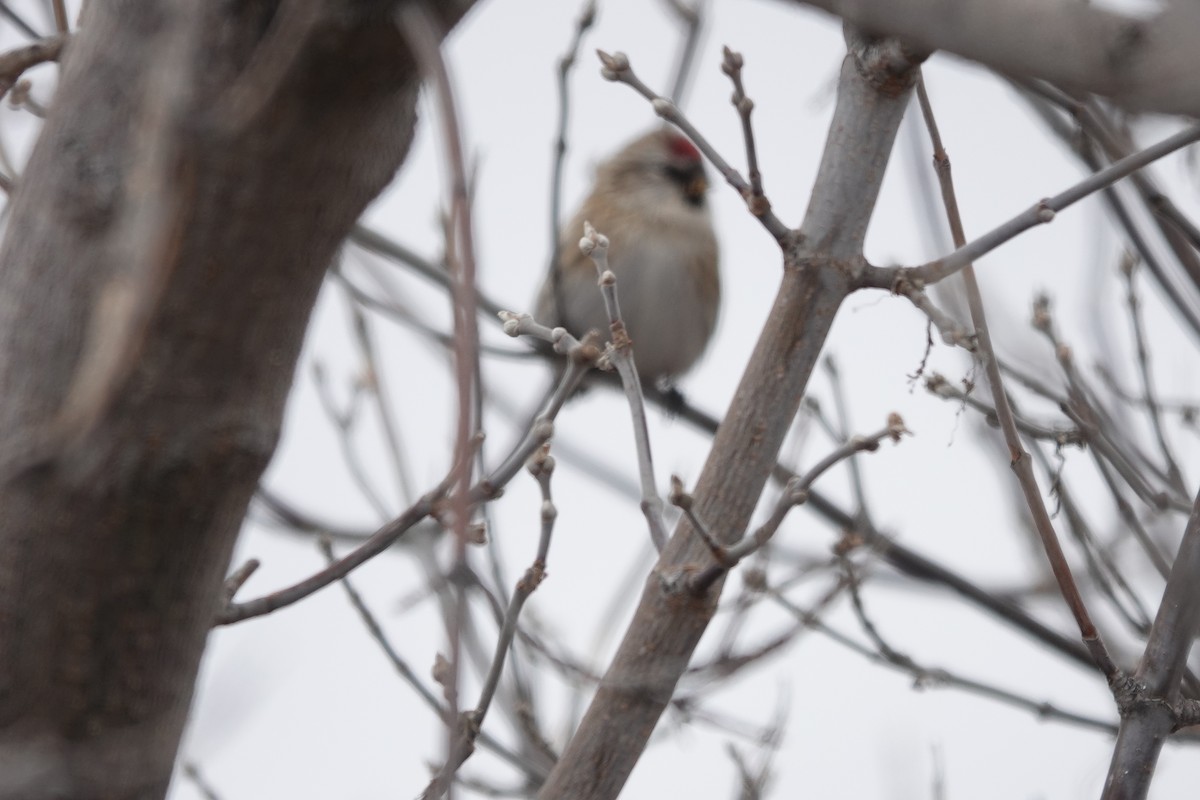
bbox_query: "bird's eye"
[663,164,693,185]
[664,164,707,207]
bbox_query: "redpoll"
[535,128,720,384]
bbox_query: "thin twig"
[772,586,1118,733]
[823,356,873,529]
[217,338,594,626]
[50,0,67,33]
[662,0,704,107]
[1095,367,1200,425]
[333,264,531,360]
[479,446,558,721]
[688,417,908,593]
[254,486,377,542]
[724,699,785,800]
[349,225,507,320]
[219,484,444,626]
[0,2,41,40]
[1027,441,1153,636]
[425,446,560,797]
[316,537,549,782]
[181,761,223,800]
[1120,253,1187,495]
[347,297,417,506]
[548,0,597,323]
[646,382,1100,669]
[310,359,391,520]
[924,373,1083,447]
[1014,79,1200,340]
[579,222,670,551]
[914,76,1119,682]
[866,122,1200,289]
[896,284,975,349]
[1032,296,1189,514]
[1092,457,1172,579]
[823,567,1122,735]
[596,49,790,241]
[691,571,845,682]
[669,475,721,555]
[220,559,260,608]
[397,8,483,776]
[720,46,769,217]
[1012,85,1200,346]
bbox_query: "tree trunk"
[0,3,472,797]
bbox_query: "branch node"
[651,97,674,118]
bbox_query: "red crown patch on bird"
[666,133,701,163]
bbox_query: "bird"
[534,128,720,386]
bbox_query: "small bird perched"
[535,128,720,384]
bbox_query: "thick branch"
[537,29,922,799]
[1103,487,1200,799]
[788,0,1200,117]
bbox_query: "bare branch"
[424,445,560,798]
[50,0,67,33]
[1032,296,1190,514]
[788,0,1200,117]
[596,49,790,241]
[181,761,222,800]
[912,76,1119,681]
[218,334,593,627]
[310,358,392,520]
[548,0,597,325]
[349,225,507,320]
[648,385,1099,670]
[397,6,484,765]
[1103,488,1200,797]
[819,566,1124,735]
[1119,254,1188,495]
[866,122,1200,289]
[893,281,975,350]
[579,221,670,551]
[720,46,768,214]
[661,0,704,107]
[315,537,549,783]
[1011,81,1200,346]
[0,1,41,39]
[539,32,920,798]
[0,34,65,102]
[220,559,260,608]
[347,299,417,506]
[688,417,908,593]
[924,373,1083,447]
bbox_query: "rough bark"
[0,2,474,797]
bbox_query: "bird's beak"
[686,174,707,201]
